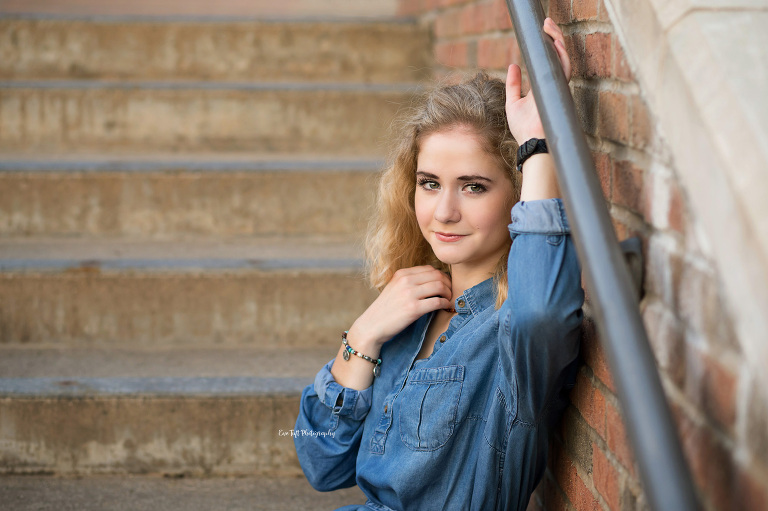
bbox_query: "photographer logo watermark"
[279,428,335,438]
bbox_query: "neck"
[448,264,495,301]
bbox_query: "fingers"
[420,296,453,314]
[416,279,453,302]
[506,64,522,104]
[543,17,572,81]
[543,18,564,45]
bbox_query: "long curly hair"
[365,72,522,308]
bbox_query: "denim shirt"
[294,199,584,511]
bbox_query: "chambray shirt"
[294,199,584,511]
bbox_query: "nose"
[434,189,461,224]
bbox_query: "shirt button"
[439,335,447,343]
[384,404,388,413]
[457,299,466,308]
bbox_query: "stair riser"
[0,87,408,154]
[0,20,430,83]
[0,272,376,346]
[0,171,376,237]
[0,395,304,476]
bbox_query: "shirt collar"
[454,277,495,316]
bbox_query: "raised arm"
[506,17,571,201]
[498,19,584,424]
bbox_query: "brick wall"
[398,1,768,510]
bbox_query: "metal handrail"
[503,1,699,509]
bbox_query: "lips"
[434,232,467,242]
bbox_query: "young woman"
[294,19,584,511]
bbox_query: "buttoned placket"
[369,288,480,455]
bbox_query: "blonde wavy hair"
[365,72,523,309]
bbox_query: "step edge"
[0,80,426,93]
[0,157,386,173]
[0,13,419,24]
[0,376,314,397]
[0,258,365,273]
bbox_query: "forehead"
[417,128,505,178]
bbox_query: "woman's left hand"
[505,17,572,143]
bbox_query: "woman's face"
[415,127,514,276]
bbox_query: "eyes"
[416,177,487,194]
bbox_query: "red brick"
[492,0,514,30]
[549,0,572,24]
[598,0,611,22]
[554,444,599,511]
[685,346,738,432]
[735,467,768,511]
[612,159,644,214]
[566,33,587,79]
[593,151,612,200]
[593,444,621,511]
[568,466,601,511]
[573,0,599,20]
[573,85,599,135]
[571,371,607,440]
[630,94,651,149]
[435,41,469,68]
[598,90,630,144]
[397,0,424,16]
[585,32,612,78]
[460,2,491,35]
[667,177,686,234]
[606,401,635,475]
[614,35,633,82]
[477,36,519,69]
[581,317,616,393]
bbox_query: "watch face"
[343,349,350,361]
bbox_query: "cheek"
[414,193,432,231]
[472,196,511,234]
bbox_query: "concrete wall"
[398,0,768,509]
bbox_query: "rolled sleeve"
[314,359,374,421]
[500,197,584,425]
[509,198,571,238]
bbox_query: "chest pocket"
[398,365,465,451]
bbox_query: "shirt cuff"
[313,359,374,421]
[509,198,571,238]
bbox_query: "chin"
[430,248,470,266]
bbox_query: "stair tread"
[0,236,363,269]
[0,345,336,384]
[0,152,385,172]
[0,474,366,511]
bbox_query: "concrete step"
[0,347,339,476]
[0,155,380,237]
[0,81,415,155]
[0,18,430,83]
[0,345,339,379]
[0,237,377,346]
[0,0,398,20]
[0,474,367,510]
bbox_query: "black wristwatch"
[516,138,548,172]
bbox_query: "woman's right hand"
[347,265,452,350]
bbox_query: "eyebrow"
[416,171,494,183]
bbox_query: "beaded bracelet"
[342,331,382,377]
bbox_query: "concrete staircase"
[0,3,430,507]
